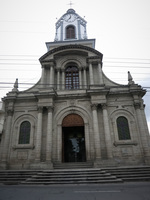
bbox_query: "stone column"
[134,103,150,157]
[83,67,87,89]
[46,106,53,162]
[84,123,90,161]
[79,68,82,89]
[61,69,65,90]
[57,69,60,90]
[49,64,54,88]
[102,104,113,158]
[35,107,43,161]
[98,62,104,85]
[57,124,62,162]
[91,104,101,159]
[1,110,13,162]
[41,66,45,88]
[89,62,94,85]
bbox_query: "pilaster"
[35,106,43,161]
[57,69,60,90]
[83,66,87,89]
[79,68,82,89]
[134,103,150,159]
[98,62,104,85]
[91,104,101,160]
[46,106,54,162]
[41,66,45,88]
[61,69,65,90]
[101,103,113,159]
[57,124,62,162]
[49,64,54,88]
[1,109,13,163]
[89,62,94,85]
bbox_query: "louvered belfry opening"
[66,25,75,39]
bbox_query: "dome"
[67,9,76,13]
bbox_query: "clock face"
[64,14,76,22]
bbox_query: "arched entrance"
[62,114,86,162]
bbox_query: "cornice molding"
[39,44,103,62]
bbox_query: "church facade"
[0,9,150,169]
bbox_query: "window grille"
[65,66,79,89]
[18,121,31,144]
[117,116,131,140]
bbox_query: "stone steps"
[22,168,122,185]
[53,162,93,169]
[103,166,150,182]
[0,166,150,185]
[0,170,42,185]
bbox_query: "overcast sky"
[0,0,150,131]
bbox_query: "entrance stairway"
[0,166,150,185]
[102,166,150,182]
[21,168,122,185]
[53,162,93,169]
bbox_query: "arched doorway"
[62,114,86,162]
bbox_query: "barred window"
[117,116,131,140]
[19,121,31,144]
[66,25,75,39]
[65,66,79,89]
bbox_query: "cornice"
[39,44,103,62]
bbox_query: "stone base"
[0,161,9,170]
[30,161,53,170]
[93,157,150,168]
[144,156,150,165]
[94,159,117,168]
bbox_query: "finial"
[12,78,18,92]
[128,71,135,85]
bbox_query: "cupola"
[46,9,95,50]
[54,9,87,42]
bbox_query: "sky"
[0,0,150,131]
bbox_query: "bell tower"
[46,9,95,50]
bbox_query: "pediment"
[39,44,103,63]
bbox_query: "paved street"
[0,182,150,200]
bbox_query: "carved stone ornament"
[7,109,13,116]
[91,104,98,110]
[134,102,141,110]
[47,106,54,112]
[37,106,43,113]
[101,103,107,110]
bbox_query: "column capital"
[7,109,13,116]
[134,102,141,109]
[88,61,92,65]
[61,68,65,72]
[101,103,107,110]
[91,104,98,111]
[56,68,60,72]
[83,66,87,70]
[49,59,55,67]
[37,106,43,113]
[47,106,54,112]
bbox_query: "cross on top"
[68,1,74,8]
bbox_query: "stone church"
[0,8,150,169]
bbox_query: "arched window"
[18,121,31,144]
[117,116,131,140]
[65,66,79,89]
[66,25,75,39]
